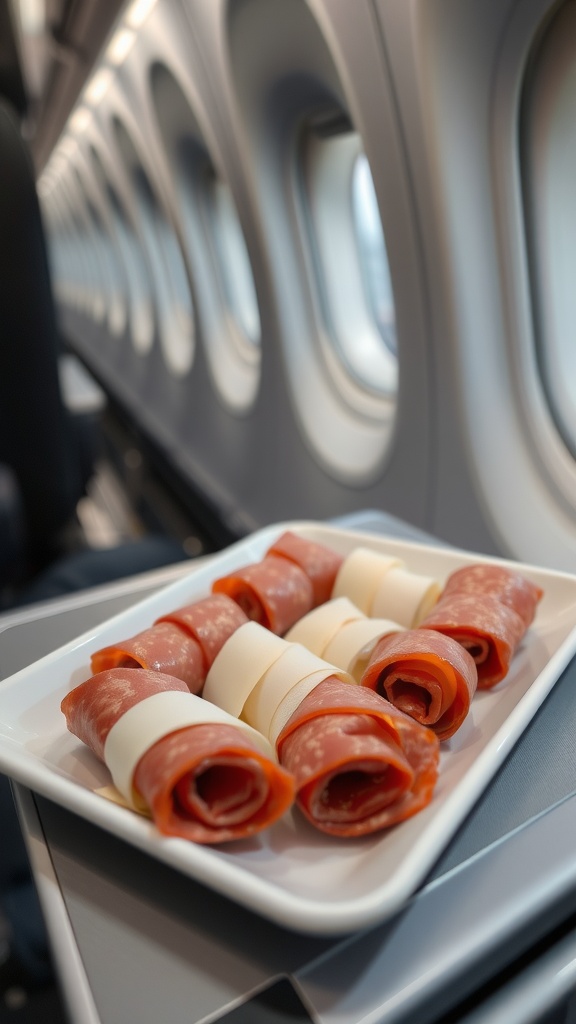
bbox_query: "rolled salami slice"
[440,563,543,628]
[266,531,344,606]
[90,621,206,694]
[361,628,477,740]
[276,677,440,837]
[156,594,249,669]
[61,668,295,844]
[212,555,314,635]
[420,593,526,688]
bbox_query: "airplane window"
[89,145,155,354]
[67,182,107,324]
[521,4,576,458]
[113,116,194,376]
[45,169,93,315]
[55,204,88,312]
[150,61,261,411]
[302,129,398,398]
[79,181,127,338]
[352,154,397,358]
[208,173,261,347]
[41,196,69,306]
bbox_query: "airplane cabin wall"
[41,0,576,571]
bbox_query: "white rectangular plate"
[1,521,576,936]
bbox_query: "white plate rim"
[1,519,576,936]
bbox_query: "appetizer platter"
[1,520,575,936]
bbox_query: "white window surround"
[303,129,398,398]
[65,176,107,324]
[88,144,155,355]
[77,171,127,339]
[113,117,195,377]
[209,175,261,350]
[385,0,576,569]
[521,7,576,461]
[489,0,576,567]
[148,61,261,413]
[224,0,397,482]
[181,166,261,412]
[272,142,397,483]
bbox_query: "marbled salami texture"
[361,628,477,740]
[212,555,315,634]
[266,531,344,606]
[276,677,439,836]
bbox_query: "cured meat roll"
[266,531,344,606]
[203,621,354,746]
[440,563,543,628]
[276,677,440,837]
[90,621,206,694]
[61,667,295,844]
[361,629,477,740]
[156,594,249,669]
[420,594,526,688]
[212,555,314,635]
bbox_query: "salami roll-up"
[90,621,206,694]
[276,677,440,837]
[212,555,314,635]
[61,668,295,844]
[266,531,344,606]
[156,594,249,670]
[203,621,355,746]
[420,593,526,688]
[361,629,477,740]
[440,563,543,628]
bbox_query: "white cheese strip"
[104,690,274,810]
[242,644,354,741]
[371,568,442,626]
[269,671,336,747]
[332,548,404,613]
[202,621,287,717]
[284,597,364,655]
[324,618,404,683]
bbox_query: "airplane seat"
[0,100,188,610]
[0,100,95,584]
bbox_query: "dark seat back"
[0,101,87,574]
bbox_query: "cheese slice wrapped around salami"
[276,677,440,837]
[331,548,404,614]
[204,621,354,746]
[360,628,477,740]
[331,547,441,626]
[61,668,295,844]
[286,598,404,684]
